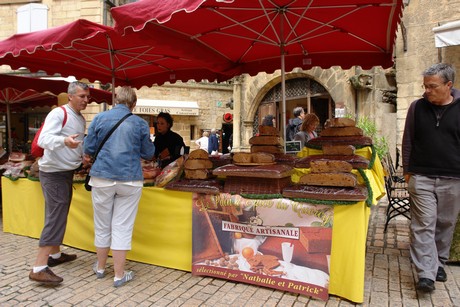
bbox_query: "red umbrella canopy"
[0,19,233,89]
[0,88,57,112]
[0,74,113,153]
[112,0,404,74]
[111,0,404,152]
[0,74,112,110]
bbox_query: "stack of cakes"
[282,118,370,202]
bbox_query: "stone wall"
[0,0,103,36]
[232,66,395,152]
[136,82,233,149]
[394,0,460,151]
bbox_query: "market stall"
[2,118,388,303]
[1,147,384,303]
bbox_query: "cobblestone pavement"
[1,199,459,306]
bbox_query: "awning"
[433,20,460,47]
[133,99,199,116]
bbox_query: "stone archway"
[253,77,333,136]
[234,68,356,151]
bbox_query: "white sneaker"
[92,262,105,279]
[113,271,134,288]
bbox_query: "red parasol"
[0,19,233,91]
[0,74,112,152]
[111,0,404,150]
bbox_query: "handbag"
[85,113,133,191]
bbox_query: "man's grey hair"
[423,63,456,84]
[68,81,89,94]
[293,106,304,117]
[115,86,137,109]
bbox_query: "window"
[17,3,48,34]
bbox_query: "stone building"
[393,0,460,152]
[1,0,459,157]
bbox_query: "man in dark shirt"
[402,63,460,293]
[285,106,305,141]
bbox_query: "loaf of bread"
[274,153,298,166]
[258,125,279,136]
[282,184,368,201]
[310,160,353,173]
[232,152,252,163]
[307,136,373,147]
[320,126,363,137]
[184,168,214,180]
[184,159,213,170]
[298,172,357,187]
[232,152,275,164]
[165,179,223,194]
[249,135,282,145]
[213,164,293,179]
[142,166,162,179]
[209,154,233,168]
[188,149,209,159]
[251,152,275,163]
[9,152,26,162]
[322,144,356,156]
[295,154,370,169]
[250,145,284,154]
[324,117,356,128]
[223,176,291,194]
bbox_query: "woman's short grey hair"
[115,86,137,108]
[423,63,456,84]
[68,81,89,94]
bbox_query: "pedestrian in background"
[29,81,89,286]
[294,113,319,148]
[261,114,276,127]
[83,86,155,287]
[208,128,219,155]
[285,106,305,141]
[402,63,460,293]
[195,131,209,152]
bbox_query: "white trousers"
[91,183,142,250]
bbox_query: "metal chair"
[382,150,411,232]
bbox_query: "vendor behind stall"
[154,112,185,168]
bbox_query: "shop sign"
[191,193,333,301]
[133,99,199,116]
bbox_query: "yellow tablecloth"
[295,146,385,301]
[1,151,384,303]
[2,179,192,271]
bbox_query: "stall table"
[2,147,385,303]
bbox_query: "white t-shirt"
[195,136,209,152]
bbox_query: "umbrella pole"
[107,34,116,105]
[280,12,287,153]
[6,103,12,153]
[281,53,286,153]
[111,74,115,104]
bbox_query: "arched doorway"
[254,77,333,135]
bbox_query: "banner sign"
[191,193,334,301]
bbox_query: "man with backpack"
[28,81,89,286]
[285,106,305,141]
